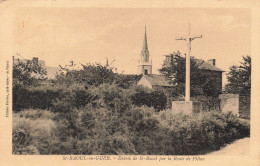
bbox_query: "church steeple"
[138,26,152,75]
[142,26,148,51]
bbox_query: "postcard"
[0,0,259,166]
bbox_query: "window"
[144,69,148,75]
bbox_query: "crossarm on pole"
[191,35,202,41]
[175,37,186,41]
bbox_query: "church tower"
[138,26,152,75]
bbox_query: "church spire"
[138,26,152,75]
[142,26,148,51]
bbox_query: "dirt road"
[207,137,250,155]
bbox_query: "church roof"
[195,59,225,72]
[143,74,174,87]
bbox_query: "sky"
[13,8,251,84]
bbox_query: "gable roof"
[142,74,173,87]
[163,55,225,72]
[195,59,225,72]
[46,66,62,79]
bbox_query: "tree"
[54,62,115,86]
[13,59,47,87]
[159,52,222,97]
[54,60,141,88]
[225,55,251,95]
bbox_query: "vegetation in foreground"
[12,55,251,155]
[13,106,250,155]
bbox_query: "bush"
[12,82,250,155]
[13,111,56,154]
[114,74,142,89]
[90,83,131,114]
[130,85,167,111]
[13,107,250,155]
[13,85,31,112]
[13,83,94,112]
[15,109,56,120]
[156,110,250,155]
[13,85,63,112]
[126,106,168,154]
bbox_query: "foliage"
[12,58,250,155]
[225,55,251,95]
[13,112,56,154]
[89,83,131,113]
[13,108,250,155]
[13,85,62,112]
[130,85,168,111]
[13,83,96,112]
[54,62,115,86]
[159,52,222,97]
[114,74,142,89]
[15,109,56,120]
[13,59,47,87]
[126,106,168,154]
[156,110,250,155]
[53,61,141,88]
[51,83,95,113]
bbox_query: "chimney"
[32,57,38,63]
[207,59,216,66]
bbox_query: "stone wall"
[219,94,239,116]
[219,94,250,119]
[172,101,202,114]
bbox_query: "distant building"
[138,74,174,91]
[137,27,225,93]
[13,57,61,79]
[137,27,173,90]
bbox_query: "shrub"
[114,74,142,89]
[126,106,169,154]
[15,109,56,120]
[90,83,131,114]
[130,85,167,111]
[155,110,250,155]
[12,82,250,155]
[13,111,56,154]
[13,85,31,111]
[13,85,63,112]
[13,83,95,112]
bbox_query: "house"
[13,57,61,79]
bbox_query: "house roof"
[14,58,46,68]
[46,66,62,79]
[14,58,62,79]
[163,55,225,72]
[143,74,174,87]
[195,59,225,72]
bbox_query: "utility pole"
[176,23,202,101]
